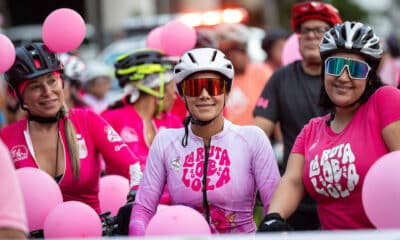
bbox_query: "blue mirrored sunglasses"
[325,57,371,80]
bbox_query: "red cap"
[291,1,342,32]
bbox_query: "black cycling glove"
[257,212,293,232]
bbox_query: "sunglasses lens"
[325,57,370,79]
[347,60,370,79]
[325,57,345,75]
[181,78,226,97]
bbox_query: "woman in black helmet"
[259,21,400,231]
[0,42,141,219]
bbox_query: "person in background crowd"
[0,42,142,217]
[379,32,400,87]
[129,48,280,235]
[82,61,113,113]
[259,21,400,231]
[215,23,272,125]
[0,139,28,239]
[261,28,289,72]
[253,1,342,230]
[102,49,183,203]
[58,52,88,109]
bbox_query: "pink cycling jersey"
[101,104,183,204]
[0,139,28,234]
[129,119,280,234]
[0,108,141,214]
[292,86,400,229]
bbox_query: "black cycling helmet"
[114,49,173,88]
[5,42,63,91]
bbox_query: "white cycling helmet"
[173,48,234,94]
[320,21,382,62]
[58,53,87,83]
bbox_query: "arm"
[267,153,306,219]
[129,132,167,235]
[87,110,141,187]
[0,140,28,238]
[253,116,275,137]
[382,121,400,150]
[0,228,26,239]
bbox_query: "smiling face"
[324,52,369,108]
[183,71,226,122]
[21,72,65,117]
[299,19,330,64]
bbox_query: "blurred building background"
[0,0,399,60]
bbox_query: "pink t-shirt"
[224,63,272,125]
[0,108,141,214]
[129,119,280,235]
[101,104,183,204]
[292,86,400,229]
[0,140,28,234]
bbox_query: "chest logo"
[10,145,28,162]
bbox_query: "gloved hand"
[257,212,293,232]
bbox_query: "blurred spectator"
[82,61,113,113]
[58,53,88,109]
[261,28,289,71]
[216,23,272,125]
[379,32,400,87]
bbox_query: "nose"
[337,65,352,81]
[199,88,211,98]
[42,84,53,95]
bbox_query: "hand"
[127,189,137,203]
[257,213,293,232]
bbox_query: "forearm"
[267,175,305,220]
[0,228,27,239]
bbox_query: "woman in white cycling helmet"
[129,48,280,235]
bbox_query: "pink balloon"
[160,20,196,57]
[0,34,15,73]
[99,175,130,216]
[44,201,102,238]
[146,26,164,51]
[145,205,211,236]
[16,167,63,232]
[362,151,400,229]
[156,204,169,212]
[42,8,86,53]
[282,33,302,65]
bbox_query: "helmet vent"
[211,50,217,61]
[187,52,197,64]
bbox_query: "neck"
[302,61,322,76]
[28,120,58,132]
[330,105,359,132]
[191,115,224,145]
[133,95,157,120]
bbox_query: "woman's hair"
[61,106,80,178]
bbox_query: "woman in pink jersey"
[102,49,183,203]
[0,42,141,221]
[129,48,280,235]
[259,21,400,231]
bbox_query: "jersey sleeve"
[128,131,167,235]
[251,127,281,213]
[86,110,141,188]
[374,86,400,128]
[253,71,281,122]
[0,140,28,234]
